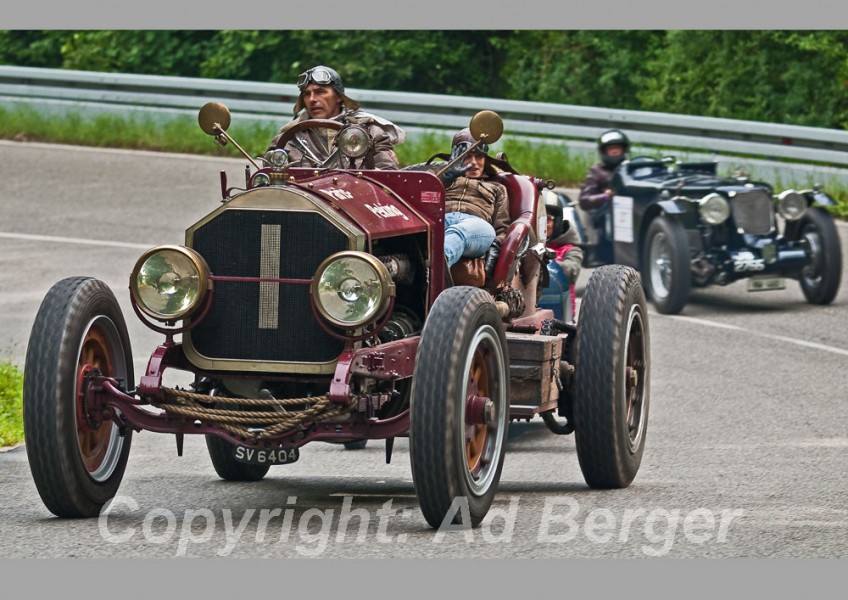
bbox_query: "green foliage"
[3,30,848,130]
[639,31,848,128]
[0,362,24,447]
[500,31,663,107]
[0,30,65,66]
[57,31,217,76]
[197,31,292,81]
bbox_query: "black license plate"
[233,445,300,466]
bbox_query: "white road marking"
[0,231,151,250]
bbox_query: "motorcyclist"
[578,129,630,244]
[266,65,405,169]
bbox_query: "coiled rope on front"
[153,387,356,441]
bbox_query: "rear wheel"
[572,266,650,488]
[796,208,842,305]
[410,287,509,529]
[641,215,690,315]
[24,277,134,517]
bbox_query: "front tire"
[641,215,691,315]
[410,287,510,529]
[24,277,134,517]
[572,266,650,488]
[796,208,842,305]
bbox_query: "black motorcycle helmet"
[598,129,630,168]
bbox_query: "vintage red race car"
[23,104,650,529]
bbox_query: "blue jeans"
[444,212,496,267]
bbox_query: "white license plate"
[233,446,300,465]
[747,276,785,292]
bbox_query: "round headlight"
[311,252,394,329]
[699,193,731,225]
[777,190,807,221]
[264,148,289,170]
[131,245,209,321]
[252,172,271,187]
[337,125,370,159]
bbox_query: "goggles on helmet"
[450,141,489,160]
[297,67,335,90]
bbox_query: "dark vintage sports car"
[572,157,843,314]
[22,104,650,530]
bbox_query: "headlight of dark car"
[311,251,395,329]
[131,245,210,321]
[777,190,807,221]
[698,193,731,225]
[337,125,371,159]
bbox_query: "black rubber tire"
[205,435,271,481]
[572,265,650,489]
[641,215,691,315]
[343,440,368,450]
[23,277,134,518]
[409,286,510,529]
[796,208,842,305]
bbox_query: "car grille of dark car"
[730,190,774,235]
[189,209,348,365]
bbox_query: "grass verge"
[0,362,24,448]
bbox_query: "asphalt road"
[1,140,846,559]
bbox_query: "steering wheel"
[274,119,345,167]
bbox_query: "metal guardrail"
[3,65,848,168]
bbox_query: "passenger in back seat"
[438,128,511,276]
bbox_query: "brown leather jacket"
[578,162,616,210]
[445,176,511,244]
[266,109,405,170]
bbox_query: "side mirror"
[197,101,259,170]
[198,102,232,136]
[469,110,504,145]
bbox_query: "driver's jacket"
[266,109,406,170]
[445,176,511,245]
[578,162,616,211]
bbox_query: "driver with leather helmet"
[266,65,405,169]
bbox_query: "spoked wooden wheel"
[410,287,509,529]
[462,327,507,497]
[24,277,134,518]
[75,322,127,481]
